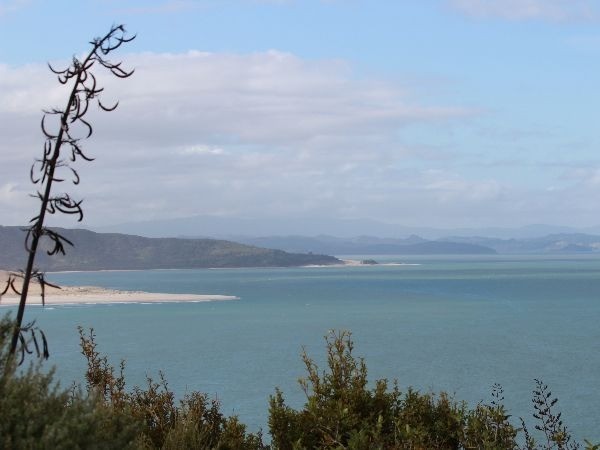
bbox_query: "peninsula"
[0,226,341,272]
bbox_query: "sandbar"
[0,271,238,306]
[305,259,421,267]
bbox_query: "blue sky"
[2,0,600,231]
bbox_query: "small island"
[360,259,378,265]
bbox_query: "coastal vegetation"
[0,226,340,271]
[360,259,379,265]
[0,316,596,449]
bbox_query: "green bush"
[0,315,139,449]
[0,316,265,449]
[268,330,594,450]
[269,330,485,449]
[78,326,267,450]
[1,317,597,449]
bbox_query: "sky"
[2,0,600,232]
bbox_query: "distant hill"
[95,215,600,240]
[230,233,600,255]
[231,235,497,255]
[0,226,340,271]
[440,233,600,254]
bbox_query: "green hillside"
[0,226,340,271]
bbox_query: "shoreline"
[0,260,416,306]
[305,259,421,268]
[39,258,371,273]
[0,271,238,306]
[0,288,239,306]
[15,259,418,275]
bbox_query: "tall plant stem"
[8,24,134,358]
[9,74,84,356]
[10,96,76,355]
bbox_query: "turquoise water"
[6,254,600,441]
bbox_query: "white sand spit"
[0,271,238,306]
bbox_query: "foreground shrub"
[0,315,139,449]
[269,330,594,450]
[269,330,476,449]
[78,327,266,449]
[1,314,597,449]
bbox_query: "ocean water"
[5,254,600,441]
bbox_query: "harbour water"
[8,254,600,441]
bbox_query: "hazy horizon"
[2,215,596,241]
[91,214,600,240]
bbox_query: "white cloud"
[178,145,226,155]
[0,182,35,224]
[112,0,317,15]
[0,0,29,16]
[5,47,597,230]
[563,167,600,186]
[113,0,201,15]
[0,49,489,228]
[0,183,18,202]
[94,50,468,149]
[448,0,600,22]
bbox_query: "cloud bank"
[0,50,474,226]
[0,49,596,230]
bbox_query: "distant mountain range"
[438,233,600,254]
[0,226,340,271]
[229,233,600,255]
[3,226,599,274]
[231,235,497,255]
[94,215,600,240]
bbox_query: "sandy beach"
[0,271,238,306]
[305,259,421,268]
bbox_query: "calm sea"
[6,254,600,441]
